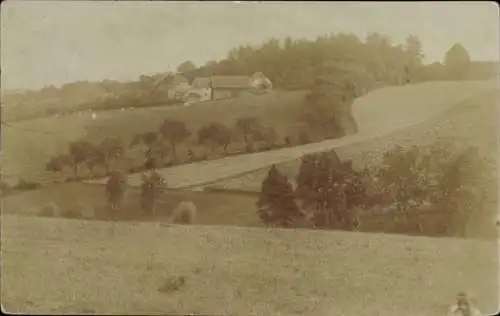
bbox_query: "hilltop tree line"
[5,31,493,122]
[183,33,424,89]
[182,35,488,90]
[257,141,486,237]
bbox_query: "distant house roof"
[185,91,202,99]
[250,72,266,80]
[155,74,188,87]
[211,76,251,89]
[249,72,273,89]
[192,77,211,89]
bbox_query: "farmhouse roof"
[249,72,273,88]
[250,72,266,79]
[192,77,211,89]
[155,73,188,87]
[210,76,251,89]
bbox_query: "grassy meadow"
[1,213,498,315]
[2,182,261,227]
[2,90,307,185]
[1,81,499,315]
[3,80,496,187]
[209,88,499,193]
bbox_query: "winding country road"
[85,80,498,189]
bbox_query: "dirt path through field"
[85,81,497,189]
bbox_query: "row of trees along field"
[44,116,284,181]
[257,141,488,237]
[88,139,487,238]
[103,168,167,218]
[41,42,478,184]
[44,57,365,182]
[103,168,192,225]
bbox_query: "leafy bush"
[106,171,128,212]
[38,205,56,217]
[64,177,77,183]
[158,276,186,293]
[170,201,197,225]
[295,151,359,230]
[60,208,83,219]
[14,179,43,191]
[0,181,12,196]
[140,170,167,214]
[294,142,488,237]
[197,122,232,154]
[298,130,313,145]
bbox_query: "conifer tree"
[295,154,318,200]
[140,170,167,215]
[257,165,301,227]
[105,170,128,213]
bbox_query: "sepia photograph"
[1,1,499,315]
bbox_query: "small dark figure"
[187,149,194,161]
[447,292,483,316]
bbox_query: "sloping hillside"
[1,90,306,185]
[206,88,499,240]
[4,81,495,187]
[85,80,497,189]
[1,214,497,315]
[210,87,499,193]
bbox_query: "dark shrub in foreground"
[14,179,43,191]
[60,208,83,219]
[38,205,56,217]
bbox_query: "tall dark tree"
[257,165,301,227]
[235,116,262,152]
[99,137,124,174]
[106,170,128,213]
[440,146,481,198]
[436,146,483,237]
[68,140,94,177]
[158,119,191,162]
[404,34,424,82]
[251,125,277,150]
[378,145,424,211]
[130,131,159,149]
[86,145,105,176]
[197,122,232,154]
[45,154,71,177]
[140,170,167,215]
[131,131,169,166]
[177,61,197,74]
[443,43,471,80]
[296,151,356,230]
[295,154,319,200]
[302,60,364,139]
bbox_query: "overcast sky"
[1,1,498,90]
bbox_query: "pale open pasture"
[84,80,498,189]
[1,90,306,184]
[3,81,496,187]
[208,87,499,193]
[1,214,498,315]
